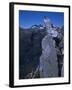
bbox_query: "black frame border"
[9,2,70,88]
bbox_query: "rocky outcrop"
[40,17,59,77]
[40,35,58,77]
[19,17,64,79]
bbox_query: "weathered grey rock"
[39,17,59,78]
[40,34,58,77]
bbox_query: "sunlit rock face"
[40,17,58,77]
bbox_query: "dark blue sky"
[19,10,64,29]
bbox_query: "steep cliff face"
[39,17,64,78]
[40,35,58,77]
[19,28,46,79]
[40,17,58,77]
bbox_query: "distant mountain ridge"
[31,24,44,30]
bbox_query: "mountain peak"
[31,24,44,30]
